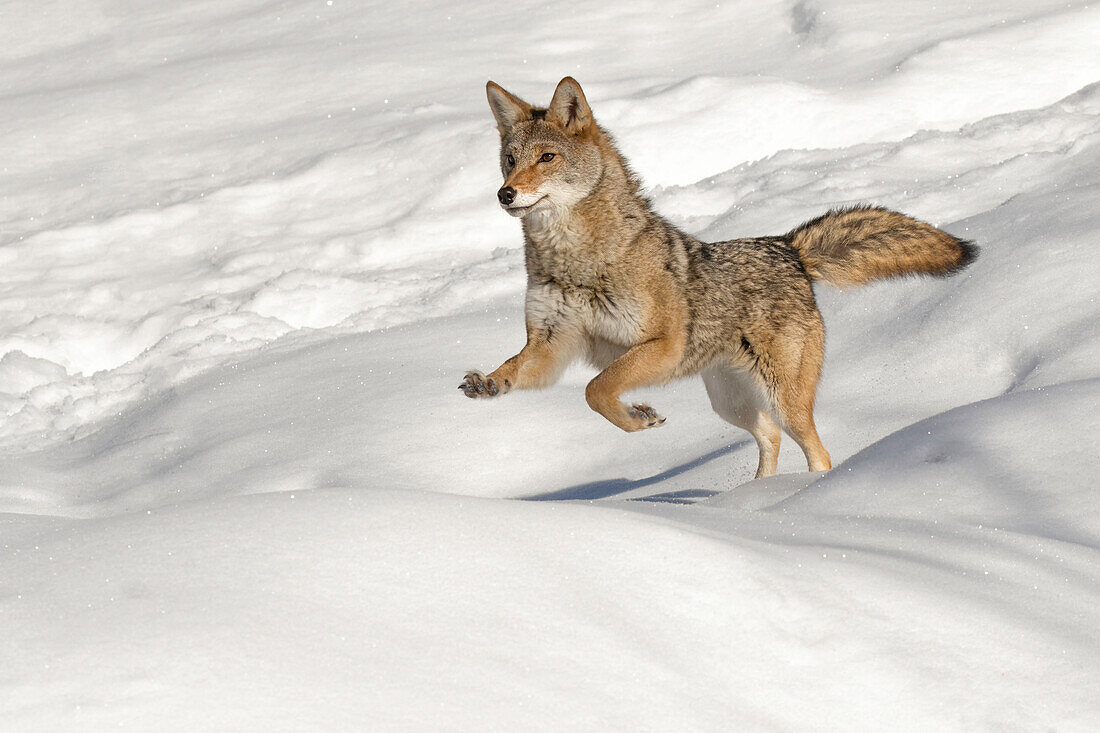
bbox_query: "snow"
[2,0,1099,729]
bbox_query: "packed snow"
[2,0,1099,729]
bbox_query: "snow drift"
[2,1,1099,730]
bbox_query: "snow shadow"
[523,442,747,503]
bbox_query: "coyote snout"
[461,76,978,480]
[497,187,545,217]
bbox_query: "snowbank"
[2,0,1099,729]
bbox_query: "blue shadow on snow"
[523,441,748,503]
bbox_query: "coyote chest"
[526,274,644,347]
[525,221,644,346]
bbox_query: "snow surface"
[2,1,1099,730]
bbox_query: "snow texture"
[1,1,1099,730]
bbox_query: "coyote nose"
[497,186,516,205]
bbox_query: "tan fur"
[461,78,978,479]
[789,206,976,287]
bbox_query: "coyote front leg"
[460,325,575,398]
[584,335,684,432]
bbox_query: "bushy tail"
[787,206,978,287]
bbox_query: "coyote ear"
[486,81,533,136]
[546,77,592,134]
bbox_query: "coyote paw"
[629,403,666,429]
[459,370,507,398]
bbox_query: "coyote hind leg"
[702,365,782,479]
[763,328,832,473]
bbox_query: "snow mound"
[3,0,1100,729]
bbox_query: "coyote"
[460,77,977,478]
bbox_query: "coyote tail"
[787,205,978,287]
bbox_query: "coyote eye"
[539,152,556,162]
[505,154,515,167]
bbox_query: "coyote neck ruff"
[461,76,978,480]
[521,139,646,283]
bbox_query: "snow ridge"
[2,1,1099,730]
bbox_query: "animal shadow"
[524,442,749,503]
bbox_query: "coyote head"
[485,77,606,219]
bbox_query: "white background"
[1,1,1098,729]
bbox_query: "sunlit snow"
[1,1,1098,730]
